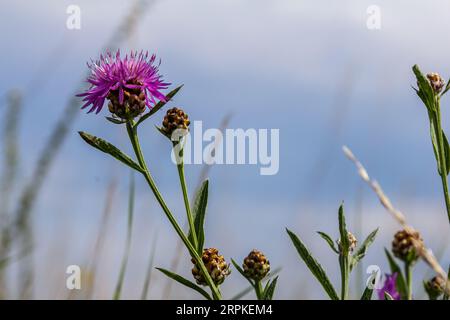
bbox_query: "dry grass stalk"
[342,145,450,295]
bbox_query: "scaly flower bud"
[107,87,146,120]
[424,276,445,300]
[427,72,445,94]
[392,229,423,263]
[162,107,190,137]
[242,249,271,281]
[191,248,230,286]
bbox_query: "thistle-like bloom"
[377,273,401,300]
[77,50,170,118]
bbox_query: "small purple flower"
[77,50,170,115]
[377,273,401,300]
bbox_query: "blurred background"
[0,0,450,299]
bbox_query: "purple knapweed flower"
[377,273,401,300]
[77,50,170,117]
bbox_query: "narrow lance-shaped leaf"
[429,116,441,174]
[189,180,209,254]
[360,285,374,300]
[442,131,450,176]
[413,64,436,111]
[338,204,349,254]
[384,292,394,300]
[105,116,127,124]
[317,231,339,254]
[384,249,407,300]
[231,259,255,288]
[156,267,212,300]
[286,228,339,300]
[136,85,183,127]
[230,267,282,300]
[350,228,379,271]
[263,276,279,300]
[78,131,144,173]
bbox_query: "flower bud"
[426,72,445,94]
[191,248,230,286]
[161,107,190,138]
[338,232,357,254]
[392,229,423,263]
[242,249,270,281]
[107,88,146,120]
[424,276,445,300]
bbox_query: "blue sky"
[1,0,450,299]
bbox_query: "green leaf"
[105,116,127,124]
[231,259,255,288]
[441,79,450,96]
[413,64,436,111]
[190,180,209,254]
[443,131,450,176]
[429,117,441,174]
[338,204,349,255]
[286,228,339,300]
[384,292,394,300]
[136,85,183,127]
[360,285,373,300]
[443,266,450,300]
[78,131,144,173]
[317,231,339,254]
[230,267,281,300]
[156,267,212,300]
[262,276,278,300]
[384,249,407,299]
[350,228,379,271]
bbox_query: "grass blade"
[113,172,135,300]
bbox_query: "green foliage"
[156,268,212,300]
[189,180,209,255]
[136,85,183,127]
[384,249,407,299]
[78,131,144,173]
[286,228,339,300]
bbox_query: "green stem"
[176,146,198,250]
[125,121,221,300]
[405,263,413,300]
[113,172,135,300]
[339,254,349,300]
[255,280,263,300]
[434,98,450,224]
